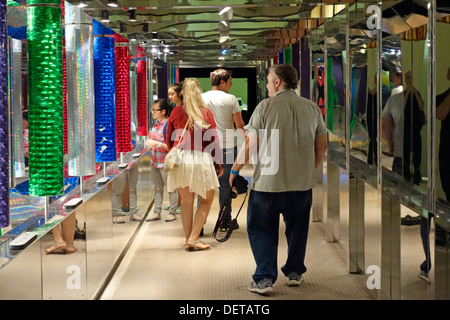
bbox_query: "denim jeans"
[420,214,433,273]
[247,189,312,283]
[218,147,237,223]
[150,166,178,214]
[111,164,139,216]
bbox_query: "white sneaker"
[418,271,430,283]
[287,273,304,286]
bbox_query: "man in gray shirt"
[229,64,327,295]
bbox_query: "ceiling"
[65,0,357,67]
[7,0,450,68]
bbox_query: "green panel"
[27,5,64,196]
[27,0,60,4]
[285,47,292,65]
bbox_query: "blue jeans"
[218,147,237,223]
[247,189,312,283]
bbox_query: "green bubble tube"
[27,5,64,196]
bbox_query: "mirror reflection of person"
[419,67,450,283]
[436,67,450,200]
[111,162,141,223]
[382,70,424,184]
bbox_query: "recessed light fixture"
[77,0,87,8]
[101,10,109,23]
[219,7,231,15]
[129,9,137,22]
[107,0,118,7]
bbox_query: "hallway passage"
[99,170,374,300]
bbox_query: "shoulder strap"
[177,121,189,144]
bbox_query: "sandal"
[64,244,77,254]
[45,241,67,255]
[185,239,210,252]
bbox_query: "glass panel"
[380,0,431,299]
[434,0,450,299]
[324,10,349,168]
[348,2,380,188]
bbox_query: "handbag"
[163,121,188,172]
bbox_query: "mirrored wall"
[309,0,450,299]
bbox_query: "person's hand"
[145,139,157,149]
[229,171,237,188]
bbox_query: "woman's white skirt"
[167,149,219,199]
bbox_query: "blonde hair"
[182,78,210,130]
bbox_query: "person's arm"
[436,91,450,121]
[382,116,394,153]
[229,131,258,186]
[233,112,246,142]
[413,88,424,111]
[314,134,327,168]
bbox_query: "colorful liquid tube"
[93,19,116,162]
[0,0,9,228]
[10,39,25,179]
[27,2,64,196]
[65,2,96,176]
[137,47,148,137]
[115,33,132,153]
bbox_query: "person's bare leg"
[189,190,214,250]
[46,226,65,254]
[178,187,195,242]
[61,213,77,252]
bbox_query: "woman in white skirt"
[166,78,223,251]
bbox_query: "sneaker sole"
[248,286,273,295]
[288,277,304,286]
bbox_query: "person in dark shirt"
[418,67,450,282]
[436,67,450,199]
[403,71,425,185]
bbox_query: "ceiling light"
[218,56,225,60]
[101,10,109,23]
[164,47,170,53]
[129,9,137,22]
[107,0,118,7]
[221,49,228,54]
[219,36,229,43]
[77,0,87,8]
[220,21,228,27]
[219,7,231,15]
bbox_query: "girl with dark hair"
[146,99,179,222]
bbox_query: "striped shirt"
[149,118,168,168]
